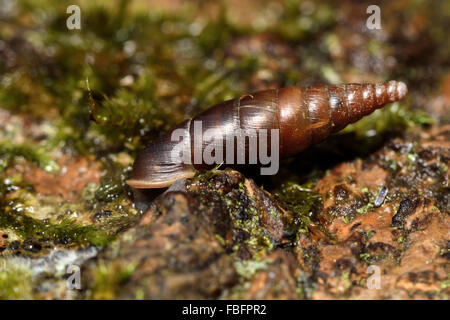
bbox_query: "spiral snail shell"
[127,81,407,189]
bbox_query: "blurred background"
[1,0,447,151]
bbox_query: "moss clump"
[0,142,58,173]
[87,72,174,152]
[86,259,137,300]
[341,102,434,153]
[94,162,132,203]
[0,259,33,299]
[0,210,112,248]
[274,182,323,235]
[272,0,336,42]
[0,181,112,248]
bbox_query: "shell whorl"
[278,80,407,156]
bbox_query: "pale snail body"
[126,81,408,189]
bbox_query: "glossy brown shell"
[127,81,407,188]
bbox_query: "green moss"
[440,277,450,290]
[95,169,129,203]
[341,102,434,153]
[0,142,58,173]
[228,183,275,255]
[356,202,374,215]
[359,253,372,264]
[88,71,174,152]
[87,260,137,300]
[274,0,336,41]
[0,260,34,299]
[274,182,323,235]
[0,181,112,248]
[0,209,112,248]
[364,230,374,239]
[190,171,277,255]
[234,259,273,280]
[93,159,134,206]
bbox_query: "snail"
[126,81,407,189]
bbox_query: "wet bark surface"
[83,126,449,299]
